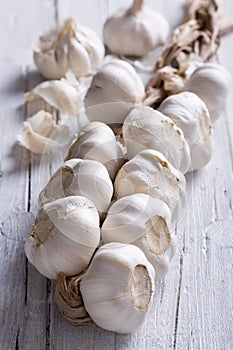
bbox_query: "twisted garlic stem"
[129,0,144,14]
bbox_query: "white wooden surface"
[0,1,233,349]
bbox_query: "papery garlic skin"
[123,106,191,174]
[34,18,105,80]
[39,158,113,218]
[114,149,186,221]
[25,72,84,117]
[54,271,92,325]
[159,92,214,171]
[80,242,155,333]
[102,194,176,280]
[185,63,232,123]
[66,122,124,180]
[17,110,70,154]
[103,0,169,57]
[25,196,100,280]
[85,59,145,123]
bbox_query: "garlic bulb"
[80,242,155,333]
[66,122,124,180]
[25,72,84,117]
[159,92,214,171]
[34,18,104,80]
[84,59,145,123]
[123,106,191,174]
[39,158,113,218]
[103,0,169,57]
[25,196,100,279]
[17,110,70,154]
[102,194,176,280]
[114,149,186,221]
[185,63,232,123]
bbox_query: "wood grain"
[0,1,232,349]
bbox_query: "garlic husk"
[103,0,169,57]
[159,91,215,171]
[17,110,71,154]
[39,158,113,219]
[102,194,176,280]
[34,18,105,80]
[80,242,155,333]
[25,72,84,117]
[54,271,92,325]
[123,106,191,174]
[114,149,186,221]
[25,196,100,280]
[66,122,124,180]
[84,59,145,123]
[185,63,232,123]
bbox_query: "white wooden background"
[0,1,233,349]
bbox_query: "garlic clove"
[34,18,104,80]
[102,194,176,280]
[103,0,169,57]
[25,196,100,279]
[80,242,155,333]
[185,63,232,123]
[39,158,113,219]
[84,59,145,124]
[17,110,71,154]
[123,106,191,174]
[114,149,186,221]
[159,91,215,171]
[24,72,84,117]
[66,122,124,180]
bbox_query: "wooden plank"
[0,0,55,349]
[57,0,108,37]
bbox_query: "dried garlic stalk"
[54,272,92,325]
[143,0,233,108]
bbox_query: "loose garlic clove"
[103,0,169,57]
[80,242,155,333]
[123,106,191,174]
[102,194,176,280]
[66,122,124,180]
[39,158,113,219]
[25,196,100,280]
[25,72,84,117]
[114,149,186,221]
[159,92,214,171]
[85,59,145,123]
[33,18,104,80]
[17,110,71,154]
[185,63,232,123]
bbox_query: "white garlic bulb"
[85,59,145,123]
[103,0,169,57]
[114,149,186,221]
[185,63,232,123]
[123,106,191,174]
[159,92,214,171]
[34,18,104,80]
[39,158,113,218]
[24,72,84,117]
[17,110,71,154]
[25,196,100,279]
[66,122,124,180]
[80,242,155,333]
[102,194,176,280]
